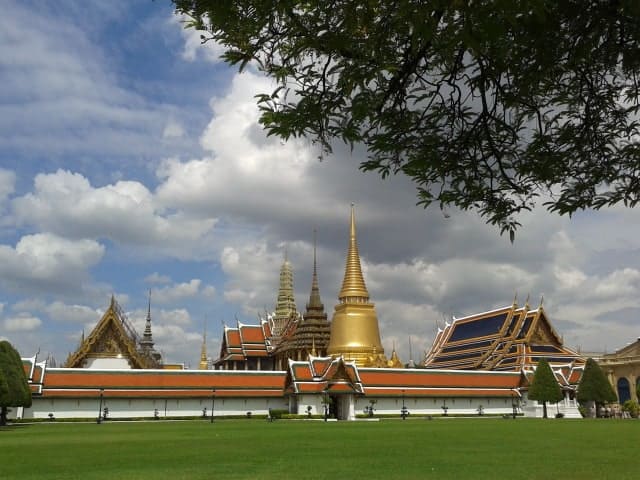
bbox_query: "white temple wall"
[20,396,288,420]
[84,357,132,369]
[354,396,519,417]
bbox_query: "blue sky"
[2,0,639,368]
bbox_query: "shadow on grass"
[0,423,34,432]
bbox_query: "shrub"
[622,400,639,418]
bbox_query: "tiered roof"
[424,301,584,384]
[215,318,273,364]
[286,356,523,398]
[286,356,363,394]
[27,367,285,399]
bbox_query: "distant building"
[65,295,162,369]
[595,339,640,404]
[424,299,585,417]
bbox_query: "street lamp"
[401,389,408,420]
[97,388,104,424]
[323,390,329,422]
[441,399,448,416]
[210,389,215,423]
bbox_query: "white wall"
[20,396,289,420]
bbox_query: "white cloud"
[0,2,197,161]
[4,314,42,332]
[0,168,15,203]
[12,169,218,257]
[145,273,171,284]
[163,119,185,139]
[154,279,202,304]
[0,233,104,293]
[45,301,101,324]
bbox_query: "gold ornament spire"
[328,205,386,367]
[199,320,208,370]
[338,204,370,301]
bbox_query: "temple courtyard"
[1,418,635,479]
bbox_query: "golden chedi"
[328,205,387,367]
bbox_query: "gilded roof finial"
[525,293,530,309]
[512,291,518,307]
[539,294,544,307]
[408,336,415,368]
[199,319,208,370]
[338,204,370,301]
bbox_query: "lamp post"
[97,388,104,424]
[401,389,408,420]
[441,399,448,416]
[210,389,215,423]
[323,390,329,422]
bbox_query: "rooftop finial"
[338,204,369,301]
[199,319,208,370]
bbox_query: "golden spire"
[338,204,370,301]
[199,320,208,370]
[328,205,386,367]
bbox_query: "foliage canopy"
[528,358,562,418]
[577,357,617,406]
[0,341,32,425]
[174,0,640,238]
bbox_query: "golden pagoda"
[327,205,387,367]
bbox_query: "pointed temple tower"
[139,290,162,366]
[277,230,332,362]
[327,205,387,367]
[270,250,300,338]
[199,321,209,370]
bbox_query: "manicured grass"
[1,418,637,479]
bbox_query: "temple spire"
[338,204,370,301]
[199,320,208,370]
[306,229,324,312]
[271,248,298,336]
[328,204,386,367]
[140,290,155,349]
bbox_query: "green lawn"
[0,418,636,480]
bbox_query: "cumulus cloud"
[12,169,218,256]
[0,2,194,161]
[4,314,42,332]
[145,272,171,284]
[45,301,101,324]
[153,279,207,304]
[0,233,104,293]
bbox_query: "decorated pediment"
[65,297,154,369]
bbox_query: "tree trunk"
[0,406,7,426]
[542,401,548,418]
